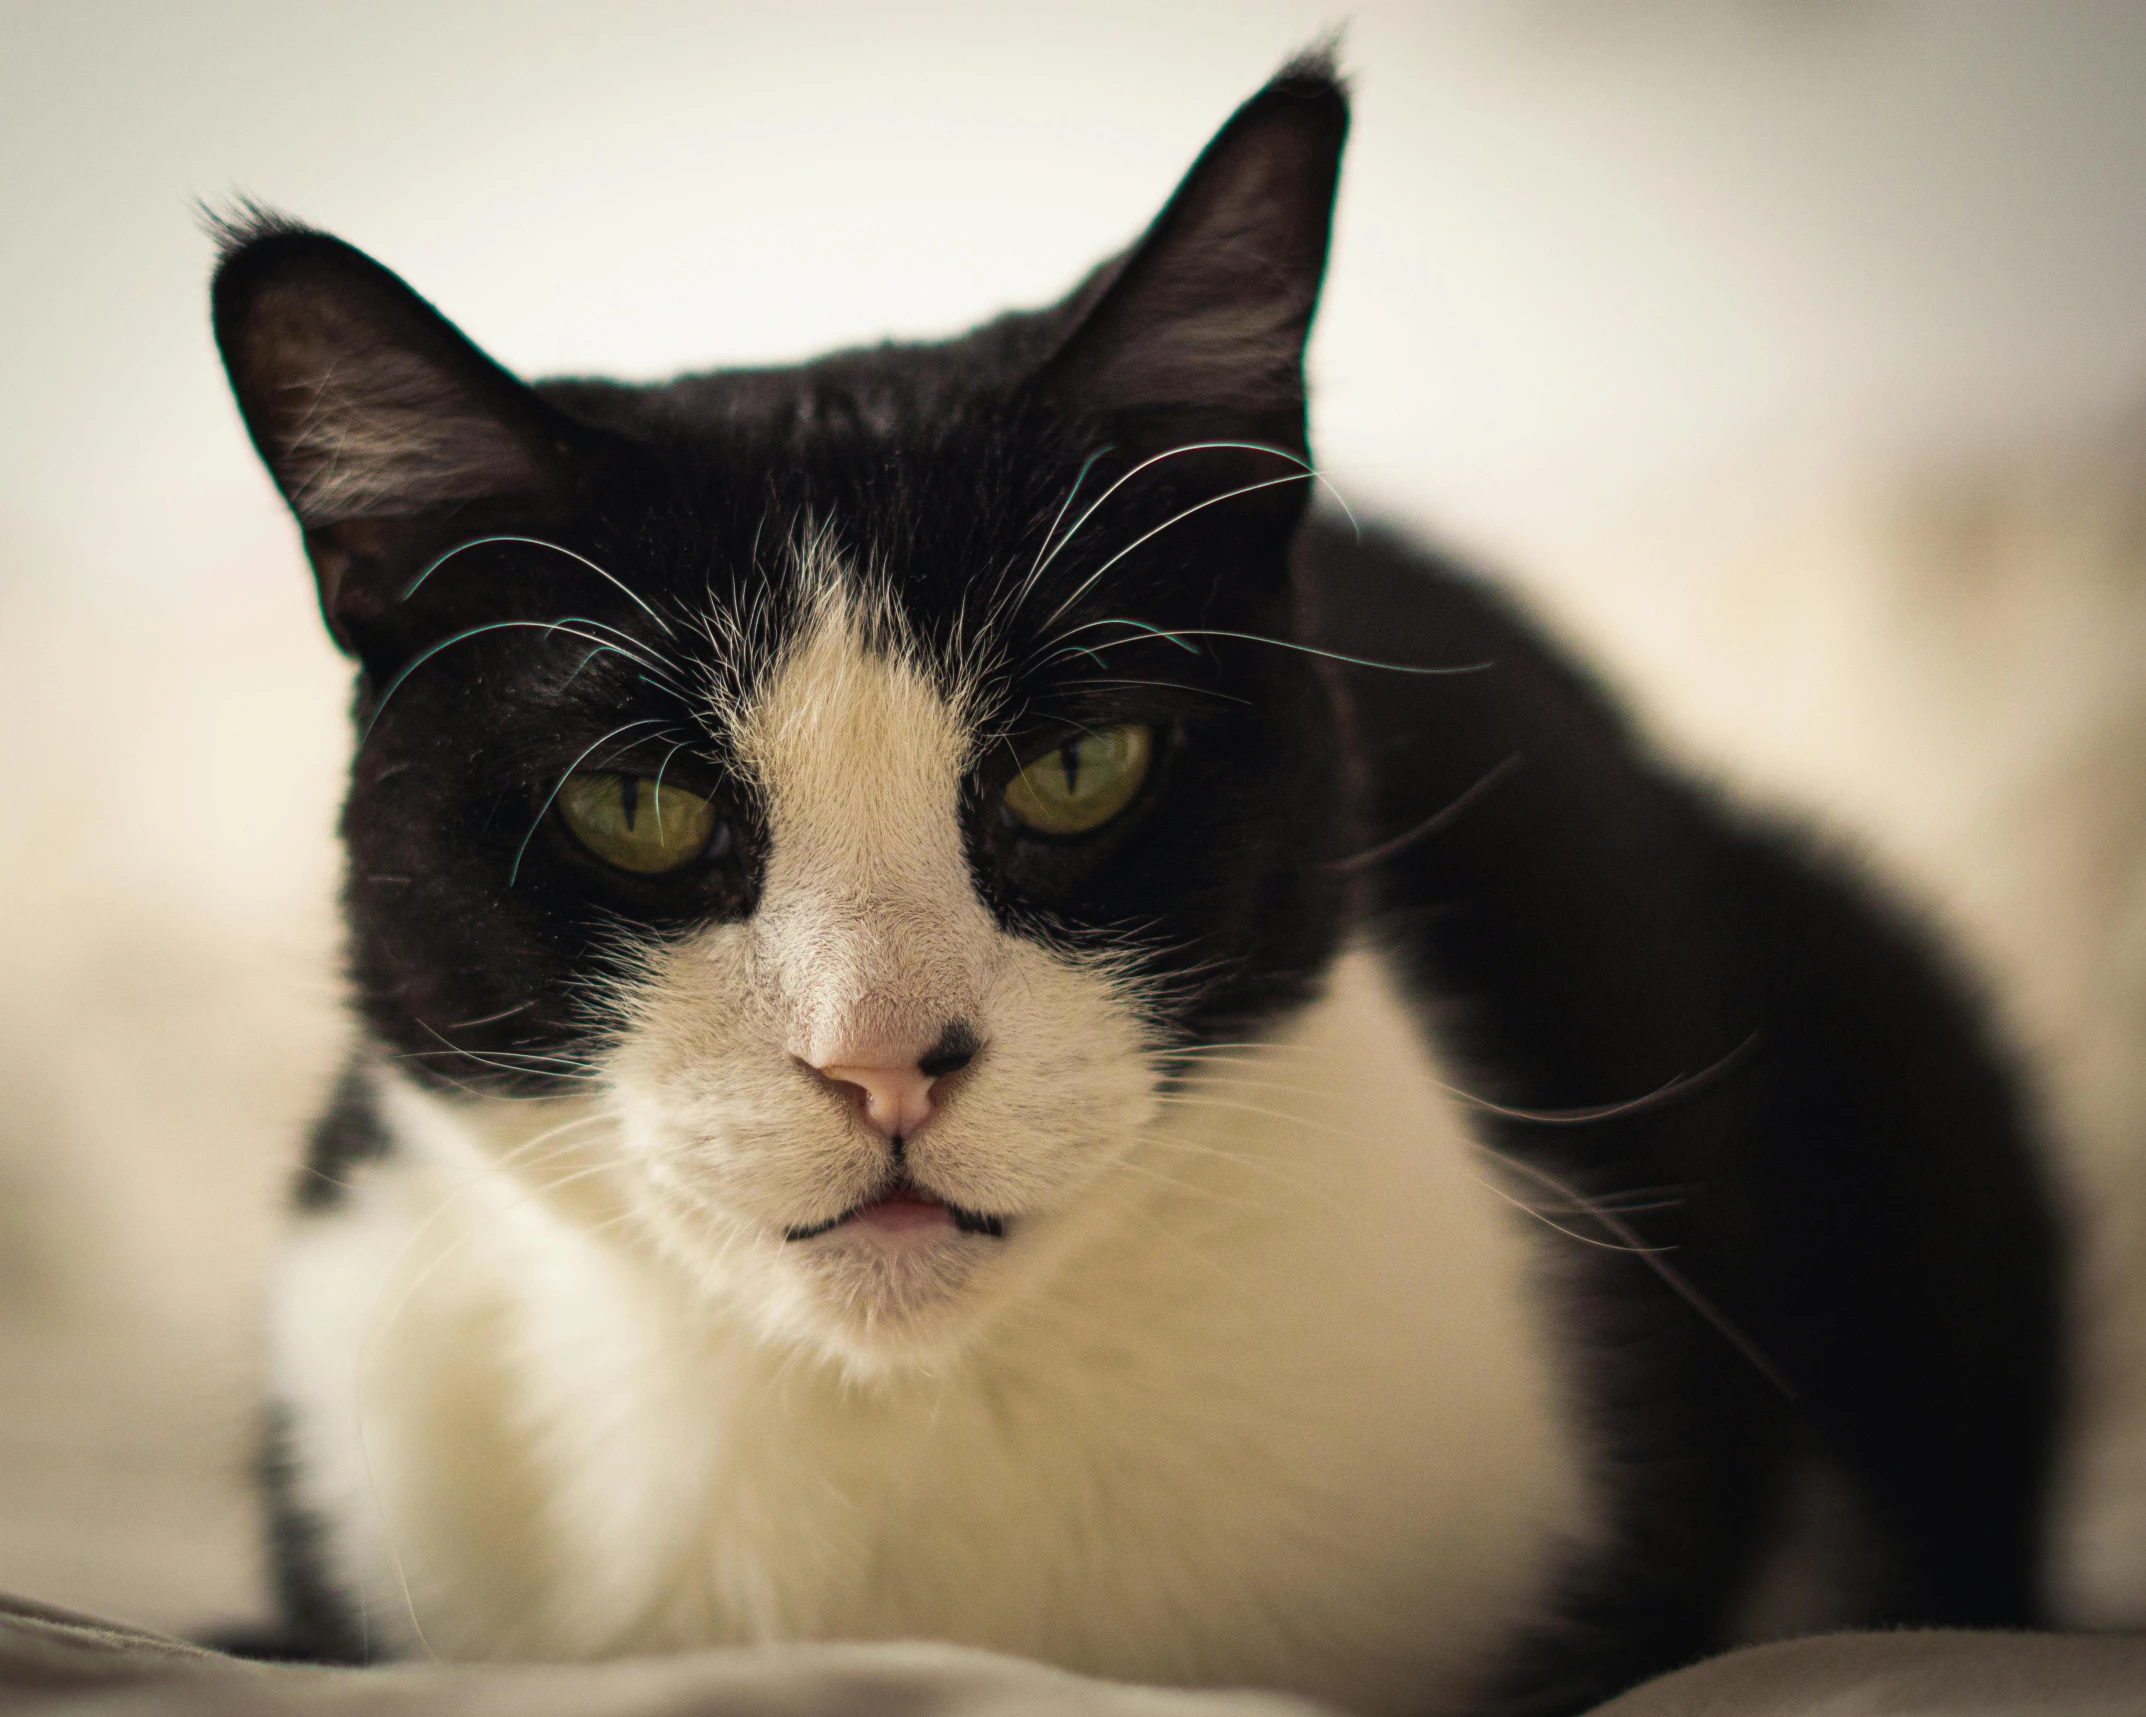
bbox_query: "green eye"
[556,772,724,874]
[1002,724,1153,836]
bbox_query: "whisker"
[1325,755,1524,874]
[398,1046,606,1083]
[444,1001,538,1031]
[1037,473,1314,632]
[362,1143,631,1353]
[402,533,678,638]
[1023,441,1356,619]
[1165,1032,1757,1131]
[648,738,695,845]
[1112,1194,1258,1293]
[539,614,694,693]
[1051,676,1251,706]
[358,619,677,749]
[1142,1107,1366,1218]
[1522,1195,1689,1217]
[1475,1145,1795,1401]
[1150,1093,1692,1255]
[1150,1090,1366,1148]
[1170,1042,1753,1348]
[1107,1148,1275,1216]
[1465,1172,1679,1256]
[1020,442,1217,605]
[509,718,675,886]
[1042,616,1493,679]
[1465,1036,1760,1127]
[1021,447,1112,591]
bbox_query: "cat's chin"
[759,1203,1018,1370]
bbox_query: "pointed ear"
[1040,54,1347,451]
[210,213,580,657]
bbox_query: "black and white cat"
[210,55,2060,1717]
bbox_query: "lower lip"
[851,1189,955,1235]
[784,1186,1006,1244]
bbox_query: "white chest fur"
[270,950,1594,1713]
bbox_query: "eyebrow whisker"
[402,533,679,638]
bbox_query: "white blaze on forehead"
[732,560,993,1065]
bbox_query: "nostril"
[918,1021,980,1081]
[799,1024,980,1141]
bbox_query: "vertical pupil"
[621,775,641,832]
[1059,743,1082,796]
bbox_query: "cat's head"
[214,57,1353,1369]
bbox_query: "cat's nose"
[808,1024,978,1141]
[815,1063,937,1140]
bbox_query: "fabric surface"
[1590,1629,2146,1717]
[0,1591,1322,1717]
[9,1594,2146,1717]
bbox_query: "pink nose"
[816,1063,938,1140]
[807,1025,978,1141]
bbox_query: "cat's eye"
[556,772,726,874]
[1002,725,1153,837]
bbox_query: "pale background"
[3,0,2145,1639]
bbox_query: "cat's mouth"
[783,1177,1008,1244]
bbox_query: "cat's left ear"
[1039,52,1347,455]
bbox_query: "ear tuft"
[211,226,562,528]
[1042,52,1349,445]
[1270,38,1346,99]
[197,195,314,261]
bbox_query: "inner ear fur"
[210,215,582,657]
[1040,52,1348,454]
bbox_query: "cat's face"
[215,63,1351,1367]
[603,549,1169,1361]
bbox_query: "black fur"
[204,1404,375,1664]
[292,1060,391,1212]
[1300,525,2057,1712]
[211,52,2061,1714]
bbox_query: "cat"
[208,52,2060,1717]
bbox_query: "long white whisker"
[444,1001,538,1031]
[1026,447,1111,585]
[1142,1108,1366,1218]
[400,1038,606,1082]
[647,737,696,845]
[1464,1171,1679,1256]
[509,718,674,886]
[1477,1145,1795,1400]
[1041,616,1494,679]
[1052,676,1252,706]
[400,1056,603,1085]
[403,533,678,638]
[1169,1038,1754,1130]
[1026,441,1352,611]
[1038,473,1312,632]
[359,619,675,749]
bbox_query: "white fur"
[272,956,1591,1707]
[268,547,1593,1710]
[258,332,544,524]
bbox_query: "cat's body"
[213,59,2059,1717]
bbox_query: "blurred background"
[4,0,2146,1641]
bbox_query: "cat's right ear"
[1037,53,1348,458]
[210,212,581,663]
